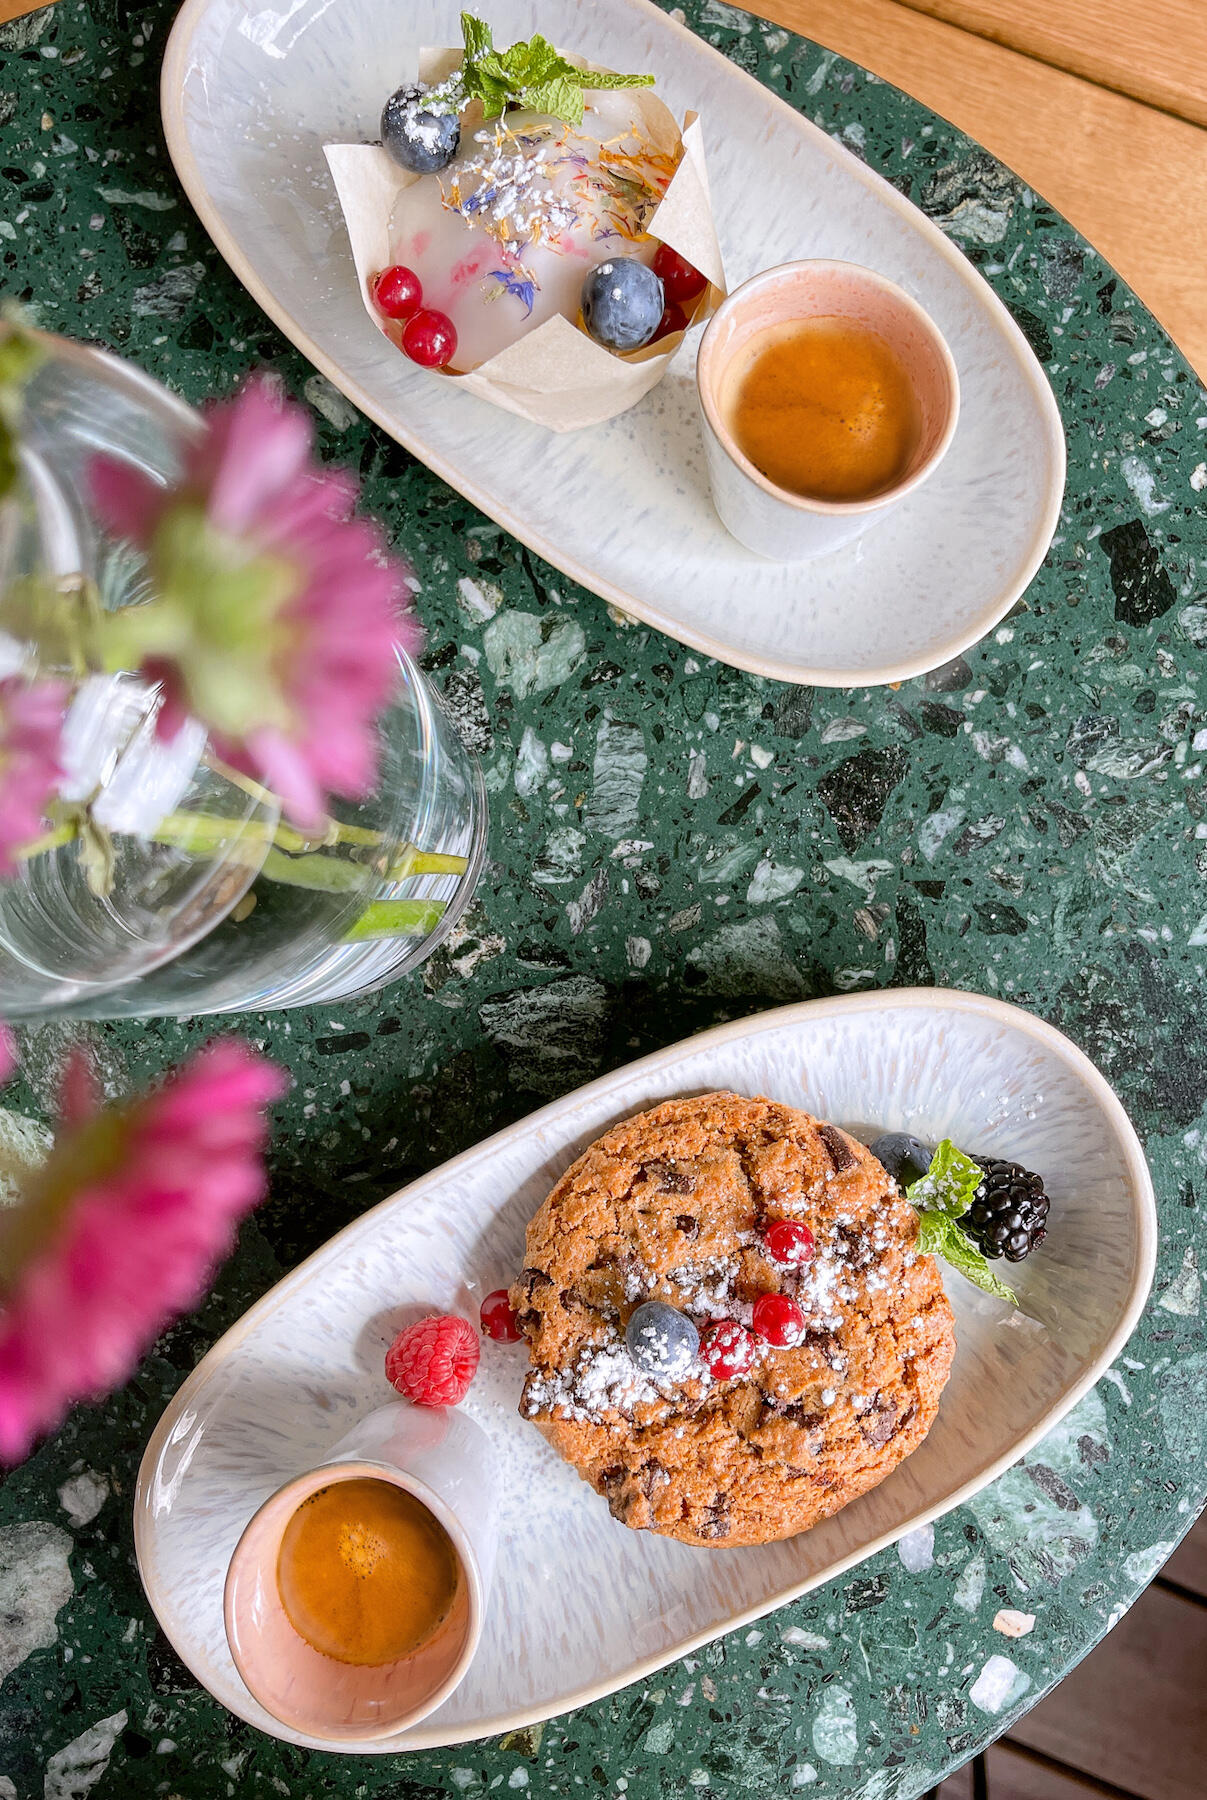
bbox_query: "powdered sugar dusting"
[525,1141,921,1423]
[522,1337,713,1425]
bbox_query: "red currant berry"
[651,300,689,344]
[751,1291,805,1347]
[762,1220,816,1267]
[700,1319,756,1381]
[479,1288,521,1343]
[401,308,458,368]
[372,264,423,321]
[651,243,707,304]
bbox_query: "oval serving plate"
[135,990,1154,1752]
[160,0,1065,689]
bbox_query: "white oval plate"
[160,0,1065,688]
[135,990,1154,1752]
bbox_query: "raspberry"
[752,1292,805,1346]
[762,1220,815,1267]
[385,1314,479,1406]
[479,1288,522,1342]
[700,1319,756,1381]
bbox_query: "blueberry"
[626,1301,699,1379]
[869,1132,934,1189]
[381,84,460,175]
[581,258,664,352]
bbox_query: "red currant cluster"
[371,265,458,368]
[700,1219,815,1380]
[650,241,708,344]
[476,1215,815,1384]
[371,242,708,373]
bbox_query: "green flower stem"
[332,821,382,848]
[149,811,330,858]
[257,845,367,893]
[146,810,467,877]
[13,807,468,943]
[343,900,447,941]
[16,822,79,859]
[390,846,470,877]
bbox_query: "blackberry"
[964,1157,1050,1262]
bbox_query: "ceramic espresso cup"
[696,260,960,562]
[224,1401,496,1742]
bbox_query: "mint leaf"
[578,69,656,92]
[913,1208,952,1257]
[508,33,568,86]
[905,1137,982,1219]
[475,76,513,120]
[913,1208,1018,1305]
[458,12,654,124]
[524,75,585,125]
[419,74,467,116]
[460,11,493,65]
[938,1224,1020,1305]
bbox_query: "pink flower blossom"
[0,676,66,877]
[89,378,418,830]
[0,1038,287,1463]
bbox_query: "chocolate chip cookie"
[510,1092,955,1548]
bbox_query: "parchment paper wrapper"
[324,47,727,432]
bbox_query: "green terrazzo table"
[2,0,1207,1794]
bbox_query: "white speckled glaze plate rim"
[159,0,1066,688]
[134,990,1155,1752]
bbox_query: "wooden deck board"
[939,1742,1143,1798]
[1159,1510,1207,1599]
[936,1516,1207,1797]
[896,0,1207,128]
[754,0,1207,375]
[1006,1584,1207,1800]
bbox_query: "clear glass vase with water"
[0,333,485,1020]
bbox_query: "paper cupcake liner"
[324,48,727,433]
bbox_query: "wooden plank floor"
[898,0,1207,126]
[934,1511,1207,1800]
[751,0,1207,375]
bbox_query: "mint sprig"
[458,12,655,126]
[905,1138,982,1218]
[913,1207,1019,1305]
[906,1138,1018,1305]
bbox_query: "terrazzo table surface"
[3,0,1207,1795]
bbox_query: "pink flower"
[0,676,66,877]
[89,378,418,830]
[0,1039,287,1463]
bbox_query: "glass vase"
[0,332,485,1020]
